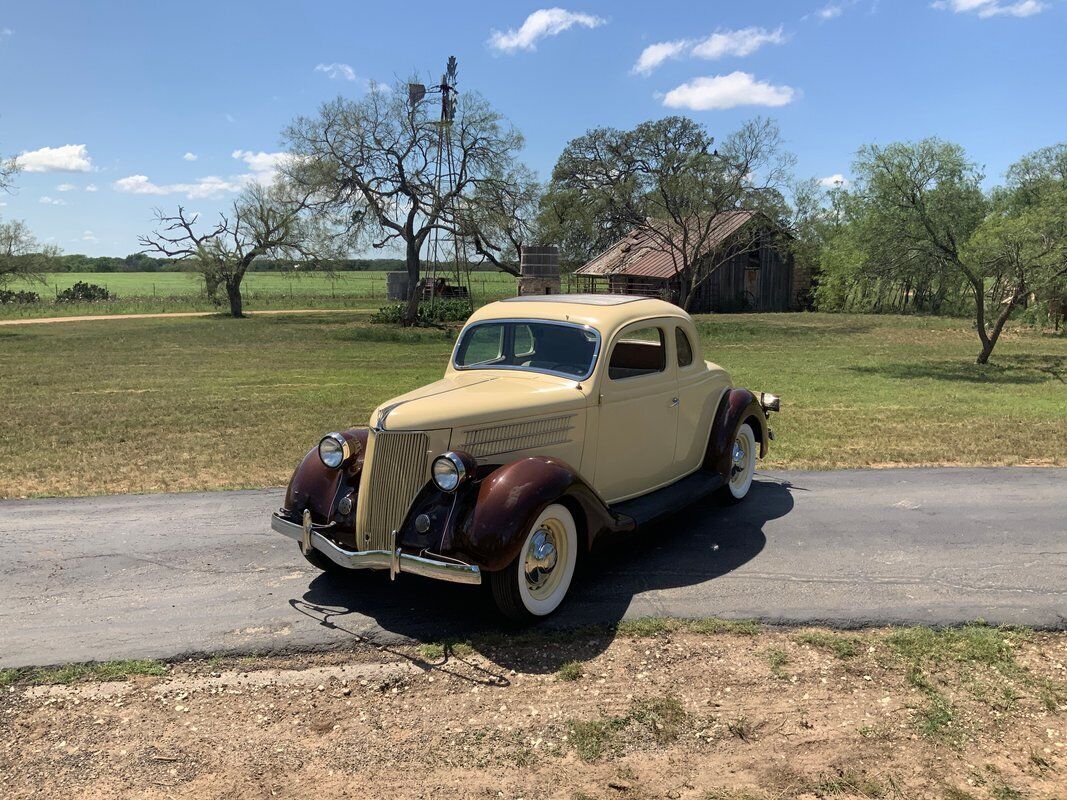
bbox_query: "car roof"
[467,294,692,333]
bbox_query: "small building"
[573,210,804,313]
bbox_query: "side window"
[676,328,694,368]
[609,325,665,380]
[457,324,504,366]
[513,324,534,358]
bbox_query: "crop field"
[0,311,1063,499]
[0,270,524,318]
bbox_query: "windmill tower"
[409,56,473,310]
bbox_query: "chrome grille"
[355,431,429,551]
[460,415,575,459]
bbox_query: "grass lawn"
[0,270,521,319]
[0,311,1063,498]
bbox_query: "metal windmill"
[408,56,473,310]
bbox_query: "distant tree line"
[43,253,416,273]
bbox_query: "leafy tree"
[140,182,334,317]
[823,138,1065,362]
[542,116,793,308]
[0,218,61,288]
[283,82,526,323]
[460,164,541,275]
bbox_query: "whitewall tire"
[490,503,578,621]
[718,423,756,504]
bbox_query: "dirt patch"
[1,627,1064,799]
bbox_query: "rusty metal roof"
[575,210,758,280]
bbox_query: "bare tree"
[1,218,60,288]
[283,82,525,323]
[545,116,792,309]
[139,182,332,318]
[461,165,541,276]
[0,151,17,193]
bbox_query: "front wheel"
[490,503,578,622]
[299,544,350,576]
[716,422,757,504]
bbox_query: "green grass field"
[0,271,522,319]
[0,311,1063,499]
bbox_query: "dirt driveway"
[2,623,1064,799]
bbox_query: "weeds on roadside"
[0,659,167,687]
[557,660,584,681]
[566,694,689,760]
[795,630,861,659]
[618,617,760,638]
[765,648,791,679]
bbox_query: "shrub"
[0,289,41,304]
[372,299,470,326]
[56,281,114,303]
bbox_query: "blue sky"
[1,0,1064,257]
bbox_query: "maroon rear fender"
[454,456,631,572]
[704,389,769,478]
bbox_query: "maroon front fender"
[282,428,368,530]
[704,389,769,478]
[454,456,631,572]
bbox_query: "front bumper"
[271,511,482,586]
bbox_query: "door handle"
[670,397,680,407]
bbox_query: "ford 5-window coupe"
[271,295,779,620]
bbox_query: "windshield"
[453,320,600,380]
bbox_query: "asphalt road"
[1,467,1064,668]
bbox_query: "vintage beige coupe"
[271,295,779,620]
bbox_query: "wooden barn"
[572,210,804,313]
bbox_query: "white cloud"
[38,195,67,205]
[632,40,691,75]
[183,152,198,162]
[113,174,245,199]
[56,183,76,192]
[85,184,98,192]
[488,8,606,53]
[113,150,292,200]
[314,62,357,81]
[225,113,235,123]
[81,230,98,242]
[662,72,796,111]
[691,27,787,60]
[0,27,12,40]
[932,0,1047,16]
[633,27,786,75]
[819,174,850,187]
[17,144,93,173]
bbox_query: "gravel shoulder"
[2,624,1064,799]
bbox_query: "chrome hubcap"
[524,528,558,591]
[731,440,747,479]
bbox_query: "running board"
[610,470,725,528]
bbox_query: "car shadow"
[290,476,794,674]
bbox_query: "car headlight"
[431,452,468,492]
[318,432,351,469]
[760,392,781,413]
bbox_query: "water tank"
[386,271,410,301]
[520,246,560,277]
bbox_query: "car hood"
[370,371,590,432]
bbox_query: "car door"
[593,320,679,503]
[673,322,729,472]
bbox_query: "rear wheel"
[490,503,578,622]
[716,423,756,504]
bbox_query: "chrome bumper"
[271,511,482,586]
